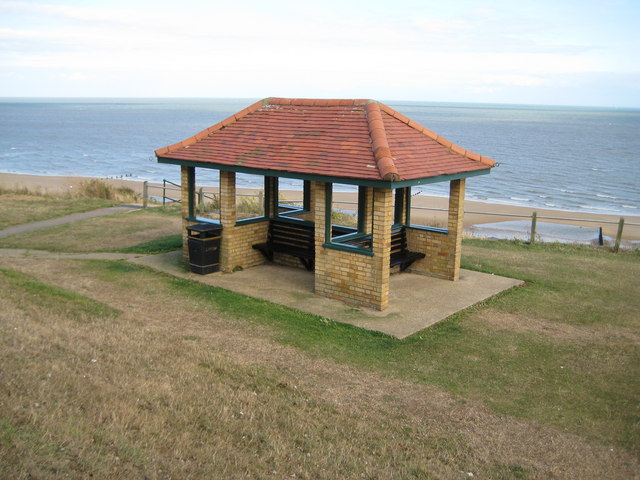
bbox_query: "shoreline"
[1,172,638,241]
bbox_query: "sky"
[0,0,639,107]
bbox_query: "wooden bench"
[254,221,424,272]
[389,226,425,271]
[253,218,315,271]
[340,226,425,271]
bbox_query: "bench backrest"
[267,220,410,261]
[390,227,408,260]
[269,219,315,258]
[340,227,408,254]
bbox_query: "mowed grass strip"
[116,234,183,254]
[0,192,117,230]
[0,206,183,253]
[0,267,119,322]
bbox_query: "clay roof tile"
[155,97,495,182]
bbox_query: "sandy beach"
[1,172,638,242]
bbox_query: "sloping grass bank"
[0,205,183,253]
[0,184,638,478]
[165,240,640,450]
[0,180,138,230]
[1,255,636,479]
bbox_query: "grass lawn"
[165,240,640,450]
[0,192,118,230]
[0,192,638,478]
[0,205,184,253]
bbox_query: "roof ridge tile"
[365,102,402,182]
[270,98,291,105]
[271,98,372,106]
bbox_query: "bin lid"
[187,223,222,233]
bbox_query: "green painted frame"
[186,166,195,219]
[274,177,311,218]
[323,182,373,256]
[235,175,271,225]
[158,157,490,189]
[303,180,311,211]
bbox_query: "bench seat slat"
[253,219,316,270]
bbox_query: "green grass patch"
[0,417,64,473]
[461,239,640,328]
[0,268,119,322]
[116,234,183,254]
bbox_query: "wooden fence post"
[198,187,204,214]
[613,217,625,253]
[142,181,148,208]
[529,211,538,244]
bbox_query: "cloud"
[0,1,138,25]
[57,71,89,81]
[0,0,638,105]
[469,74,550,88]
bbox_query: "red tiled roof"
[155,98,495,183]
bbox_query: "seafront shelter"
[155,98,495,311]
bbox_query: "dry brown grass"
[472,309,640,346]
[0,192,117,230]
[0,180,140,231]
[1,256,637,479]
[0,209,182,252]
[75,179,139,203]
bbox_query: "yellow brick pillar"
[219,170,237,272]
[447,178,466,280]
[313,183,390,311]
[371,187,392,310]
[181,166,195,261]
[312,181,327,295]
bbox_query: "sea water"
[0,98,638,216]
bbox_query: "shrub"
[77,179,138,202]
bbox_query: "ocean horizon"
[1,97,638,216]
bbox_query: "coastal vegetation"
[0,190,638,478]
[0,187,115,230]
[75,178,139,203]
[0,180,138,229]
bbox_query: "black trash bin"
[187,223,222,274]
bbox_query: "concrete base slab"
[132,251,523,339]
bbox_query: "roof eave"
[156,155,492,189]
